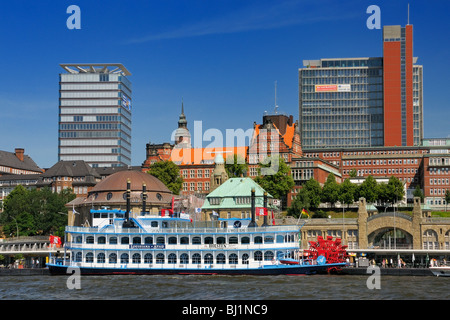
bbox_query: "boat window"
[229,237,238,244]
[276,235,284,243]
[85,252,94,263]
[132,253,141,264]
[156,237,165,244]
[75,252,82,262]
[229,253,238,264]
[192,253,201,264]
[108,253,117,264]
[109,237,117,244]
[156,253,165,264]
[217,237,226,244]
[180,253,189,264]
[133,237,141,244]
[162,221,168,228]
[254,236,263,244]
[97,253,105,263]
[204,237,214,244]
[168,237,177,245]
[98,236,106,244]
[86,236,94,244]
[242,253,249,264]
[264,251,274,261]
[151,221,158,228]
[192,237,201,244]
[254,251,263,261]
[101,213,108,219]
[204,253,213,264]
[120,253,129,264]
[180,237,189,245]
[121,237,129,245]
[264,236,274,244]
[144,237,153,244]
[168,253,177,264]
[241,237,250,244]
[216,253,226,264]
[144,253,153,264]
[75,236,82,244]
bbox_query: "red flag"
[162,209,173,217]
[49,235,61,247]
[255,207,268,216]
[271,210,276,225]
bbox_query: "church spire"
[178,99,187,128]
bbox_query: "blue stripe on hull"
[48,263,346,276]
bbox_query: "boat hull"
[48,263,346,276]
[430,267,450,277]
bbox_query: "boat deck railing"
[66,225,300,234]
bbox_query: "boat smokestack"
[123,179,135,228]
[142,183,147,214]
[126,179,131,220]
[249,188,257,227]
[262,192,268,227]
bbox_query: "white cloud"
[127,1,359,43]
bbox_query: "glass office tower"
[299,24,423,150]
[299,57,384,149]
[58,63,132,167]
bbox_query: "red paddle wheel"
[304,235,348,272]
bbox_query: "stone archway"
[368,227,413,249]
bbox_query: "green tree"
[321,173,340,208]
[287,187,311,218]
[386,176,405,206]
[254,156,294,202]
[1,185,31,237]
[303,178,322,210]
[147,160,183,195]
[358,175,378,203]
[339,178,357,208]
[412,185,424,203]
[0,186,74,238]
[225,154,248,177]
[377,182,389,206]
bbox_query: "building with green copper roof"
[201,177,277,225]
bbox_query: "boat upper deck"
[68,214,300,235]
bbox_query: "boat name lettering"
[129,244,166,249]
[205,244,237,249]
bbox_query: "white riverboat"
[48,210,347,275]
[429,266,450,277]
[48,183,345,276]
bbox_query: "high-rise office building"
[58,63,132,168]
[299,57,384,149]
[299,24,423,150]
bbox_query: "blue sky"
[1,0,449,168]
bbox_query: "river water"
[1,274,449,300]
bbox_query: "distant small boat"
[430,266,450,277]
[279,258,300,265]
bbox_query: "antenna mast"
[407,3,410,25]
[274,81,278,114]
